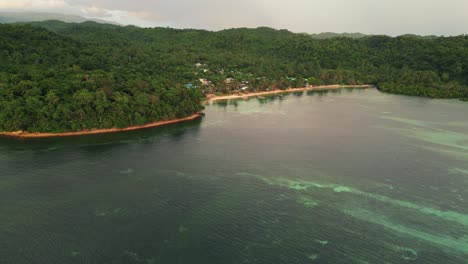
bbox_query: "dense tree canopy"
[0,21,467,132]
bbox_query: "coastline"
[207,84,372,102]
[0,84,371,139]
[0,113,202,139]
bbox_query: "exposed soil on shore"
[0,113,202,138]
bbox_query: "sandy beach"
[0,113,202,138]
[207,84,372,102]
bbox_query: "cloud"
[80,5,110,17]
[1,0,467,35]
[0,0,66,9]
[128,11,163,21]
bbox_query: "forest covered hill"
[0,21,467,132]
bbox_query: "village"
[184,62,364,96]
[184,63,310,96]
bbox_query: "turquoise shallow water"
[1,88,468,264]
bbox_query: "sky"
[0,0,467,36]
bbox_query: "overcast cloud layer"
[1,0,467,35]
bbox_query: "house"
[199,79,210,85]
[225,78,234,84]
[185,83,194,88]
[195,63,203,68]
[241,86,249,91]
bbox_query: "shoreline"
[0,84,371,139]
[207,84,372,102]
[0,113,202,139]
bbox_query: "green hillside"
[309,32,368,39]
[0,21,467,133]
